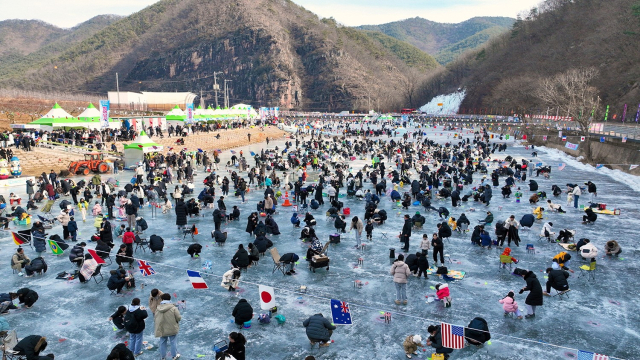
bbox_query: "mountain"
[358,17,515,65]
[0,0,440,111]
[0,15,122,79]
[415,0,640,116]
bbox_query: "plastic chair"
[92,264,104,284]
[578,259,596,281]
[134,236,149,253]
[499,255,514,272]
[526,244,535,255]
[458,223,469,237]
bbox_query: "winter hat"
[415,211,420,215]
[548,222,553,226]
[413,335,422,344]
[502,247,511,256]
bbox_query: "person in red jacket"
[122,227,135,253]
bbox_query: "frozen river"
[1,125,637,360]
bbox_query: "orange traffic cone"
[282,191,292,207]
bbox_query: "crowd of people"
[0,117,623,359]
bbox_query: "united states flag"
[441,322,465,349]
[577,350,609,360]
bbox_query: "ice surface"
[0,126,637,360]
[419,91,466,115]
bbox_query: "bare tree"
[537,67,600,160]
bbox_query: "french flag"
[187,270,208,289]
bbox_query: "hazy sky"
[1,0,541,28]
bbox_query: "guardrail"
[38,140,121,156]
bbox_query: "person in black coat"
[457,213,470,229]
[437,222,452,239]
[187,243,203,258]
[212,229,227,244]
[17,288,38,308]
[334,215,346,233]
[68,243,86,267]
[265,215,280,235]
[106,343,135,360]
[107,270,130,294]
[100,218,113,244]
[303,313,336,345]
[174,199,188,228]
[519,270,543,318]
[245,212,258,235]
[583,207,597,223]
[543,268,570,295]
[427,325,453,356]
[231,244,250,268]
[466,317,491,346]
[149,235,164,253]
[529,180,538,192]
[108,306,127,330]
[13,335,54,360]
[227,332,246,360]
[417,252,429,278]
[253,235,273,254]
[232,299,253,326]
[437,207,449,219]
[405,252,419,274]
[229,206,240,221]
[115,244,134,268]
[95,239,112,260]
[400,215,412,251]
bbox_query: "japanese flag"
[259,285,276,310]
[581,136,586,141]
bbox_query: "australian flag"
[330,299,353,325]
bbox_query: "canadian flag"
[259,285,276,310]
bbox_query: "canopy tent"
[123,130,164,167]
[28,103,89,131]
[165,105,186,126]
[77,103,120,129]
[194,105,211,121]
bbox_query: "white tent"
[123,131,164,167]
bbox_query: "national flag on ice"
[577,349,609,360]
[87,248,105,264]
[48,240,64,255]
[187,270,208,289]
[558,163,566,171]
[441,322,465,349]
[581,136,586,141]
[259,285,276,309]
[562,136,567,141]
[330,299,353,325]
[137,260,156,277]
[11,232,27,246]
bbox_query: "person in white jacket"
[540,222,554,241]
[571,185,582,209]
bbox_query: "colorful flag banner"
[258,285,276,309]
[441,322,465,349]
[622,137,627,143]
[558,163,566,171]
[330,299,353,325]
[187,270,208,289]
[87,248,106,264]
[137,260,156,277]
[11,232,27,246]
[48,240,64,255]
[595,164,604,170]
[577,349,609,360]
[630,165,639,170]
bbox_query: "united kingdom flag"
[137,260,156,277]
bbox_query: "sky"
[0,0,542,28]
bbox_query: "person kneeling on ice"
[403,334,423,359]
[552,252,574,273]
[106,343,134,360]
[187,243,202,258]
[303,313,336,348]
[221,268,241,292]
[435,283,451,307]
[426,325,453,359]
[499,291,523,319]
[290,212,301,227]
[108,306,128,330]
[232,299,253,328]
[280,252,300,275]
[12,335,54,360]
[543,267,570,296]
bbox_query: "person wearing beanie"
[402,334,423,358]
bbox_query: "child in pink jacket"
[435,283,451,307]
[499,291,523,319]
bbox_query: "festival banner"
[565,142,579,150]
[186,103,194,124]
[99,100,110,129]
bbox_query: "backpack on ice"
[124,311,140,333]
[258,313,271,324]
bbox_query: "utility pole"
[213,71,222,107]
[116,72,120,111]
[224,80,232,108]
